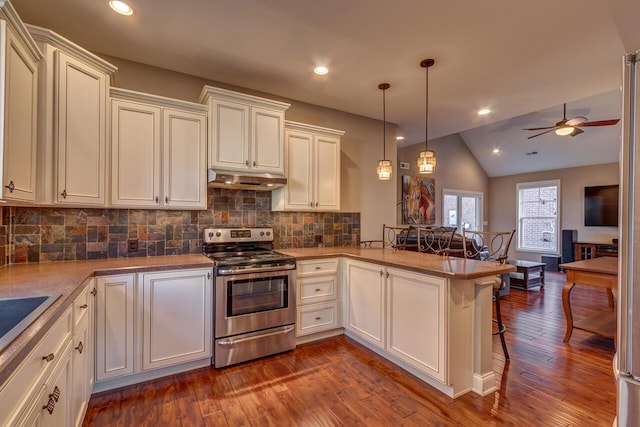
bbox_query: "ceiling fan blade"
[523,126,557,131]
[527,128,557,139]
[569,128,584,137]
[575,119,621,127]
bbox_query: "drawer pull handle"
[42,353,55,363]
[315,288,322,292]
[43,396,56,414]
[51,386,60,402]
[315,266,322,270]
[91,288,97,297]
[75,341,84,354]
[79,304,88,309]
[315,316,322,320]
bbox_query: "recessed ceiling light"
[109,1,133,16]
[478,108,491,116]
[492,148,500,154]
[396,136,404,141]
[314,66,329,75]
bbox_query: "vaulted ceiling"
[12,0,640,176]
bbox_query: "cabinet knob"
[155,196,159,203]
[310,202,313,207]
[165,196,169,204]
[386,272,389,278]
[315,317,322,320]
[42,353,55,363]
[253,161,256,167]
[315,288,322,292]
[75,341,84,354]
[4,180,14,193]
[315,202,319,207]
[315,266,321,270]
[207,272,211,280]
[61,189,67,199]
[245,160,250,166]
[91,288,97,297]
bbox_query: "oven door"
[215,268,296,338]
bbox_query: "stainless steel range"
[203,227,296,368]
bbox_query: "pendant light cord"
[383,87,386,160]
[425,62,429,152]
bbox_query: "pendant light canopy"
[417,58,436,174]
[377,83,392,180]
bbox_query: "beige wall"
[489,162,619,262]
[397,134,490,226]
[102,55,397,241]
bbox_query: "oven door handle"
[217,325,295,347]
[216,263,296,275]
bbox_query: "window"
[443,189,483,232]
[516,180,560,253]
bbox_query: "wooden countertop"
[0,255,213,385]
[278,247,516,280]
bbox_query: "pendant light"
[376,83,392,180]
[417,58,436,174]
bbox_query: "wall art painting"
[402,175,436,225]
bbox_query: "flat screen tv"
[584,185,619,227]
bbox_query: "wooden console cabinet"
[574,242,618,261]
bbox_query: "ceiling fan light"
[377,160,393,180]
[555,126,574,136]
[417,150,436,174]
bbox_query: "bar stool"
[461,229,516,362]
[360,224,414,250]
[414,225,457,255]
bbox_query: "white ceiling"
[12,0,640,176]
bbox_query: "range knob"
[216,232,222,237]
[260,231,265,236]
[266,231,271,236]
[208,231,214,238]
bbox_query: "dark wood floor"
[83,271,617,426]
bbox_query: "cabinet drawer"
[298,276,337,305]
[296,301,339,337]
[72,280,92,328]
[0,307,72,425]
[298,258,339,276]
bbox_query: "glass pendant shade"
[417,149,436,173]
[417,58,436,174]
[377,83,392,180]
[377,159,393,180]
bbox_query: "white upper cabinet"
[26,24,116,206]
[0,4,42,202]
[199,86,290,174]
[272,121,343,212]
[110,88,207,209]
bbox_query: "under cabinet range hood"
[207,169,287,191]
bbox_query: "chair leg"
[493,289,510,362]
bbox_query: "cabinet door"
[95,274,135,381]
[2,22,38,202]
[39,341,73,427]
[386,268,447,382]
[282,129,313,210]
[345,260,385,349]
[210,99,249,170]
[140,268,212,371]
[71,313,90,427]
[162,108,206,208]
[111,99,161,207]
[56,51,107,205]
[315,134,340,211]
[251,106,284,173]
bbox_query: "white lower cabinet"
[344,259,448,383]
[386,267,447,382]
[296,258,341,338]
[140,269,212,371]
[70,281,95,427]
[95,268,213,386]
[344,259,385,349]
[0,306,73,426]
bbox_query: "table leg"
[540,266,545,289]
[523,268,529,290]
[606,288,614,308]
[562,280,576,342]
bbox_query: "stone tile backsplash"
[0,189,360,265]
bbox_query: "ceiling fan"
[524,103,620,139]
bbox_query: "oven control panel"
[203,227,274,244]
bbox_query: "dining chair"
[414,225,457,255]
[461,228,516,361]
